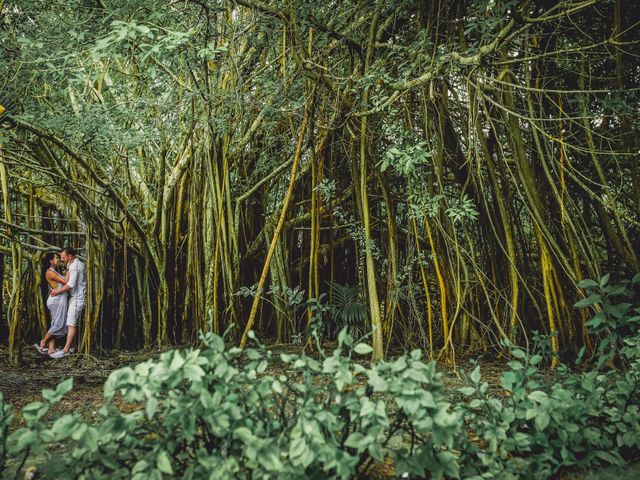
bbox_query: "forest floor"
[1,343,639,479]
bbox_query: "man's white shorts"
[67,298,85,327]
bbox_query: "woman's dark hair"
[41,252,60,277]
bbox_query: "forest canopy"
[0,0,638,365]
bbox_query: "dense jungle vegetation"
[1,1,640,478]
[1,0,639,364]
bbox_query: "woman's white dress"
[46,268,68,337]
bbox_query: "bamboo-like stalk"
[412,217,433,360]
[1,161,24,365]
[240,105,310,348]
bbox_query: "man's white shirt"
[67,258,87,301]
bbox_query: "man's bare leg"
[47,337,56,354]
[62,326,77,353]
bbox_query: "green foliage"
[305,293,331,343]
[0,391,13,474]
[327,282,367,338]
[313,178,337,201]
[452,276,640,478]
[459,339,640,478]
[2,278,640,479]
[575,274,640,368]
[4,378,75,477]
[444,195,480,225]
[379,141,433,176]
[3,329,465,479]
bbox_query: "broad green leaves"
[2,329,466,479]
[4,300,640,479]
[574,275,640,368]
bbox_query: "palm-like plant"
[328,282,366,339]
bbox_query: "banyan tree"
[0,0,638,366]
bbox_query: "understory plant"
[3,327,464,480]
[458,274,640,478]
[2,276,639,479]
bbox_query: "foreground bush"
[3,328,468,479]
[1,276,639,479]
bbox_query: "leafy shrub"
[2,276,640,479]
[0,391,12,474]
[574,273,640,368]
[456,274,640,478]
[459,346,640,478]
[4,329,464,479]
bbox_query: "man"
[50,246,86,359]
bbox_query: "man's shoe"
[34,343,48,355]
[55,347,76,354]
[50,350,70,359]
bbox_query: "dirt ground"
[0,344,163,423]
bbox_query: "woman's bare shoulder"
[46,269,63,281]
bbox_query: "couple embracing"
[35,246,86,359]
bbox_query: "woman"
[35,252,68,355]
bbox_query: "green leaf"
[21,401,48,422]
[527,391,548,403]
[55,377,74,397]
[345,432,369,449]
[183,364,205,382]
[146,397,158,419]
[41,388,57,402]
[289,437,307,459]
[9,429,37,451]
[169,351,185,371]
[507,360,524,371]
[258,447,283,471]
[368,370,388,392]
[457,387,475,396]
[605,302,632,319]
[596,450,624,465]
[470,365,481,384]
[586,312,606,329]
[271,380,283,394]
[511,349,526,359]
[22,401,44,414]
[408,368,430,384]
[578,279,599,289]
[98,453,121,470]
[157,450,174,475]
[574,294,601,308]
[535,412,550,431]
[51,414,78,441]
[529,355,543,366]
[360,398,376,417]
[410,349,422,360]
[132,459,150,474]
[234,427,253,442]
[83,426,99,452]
